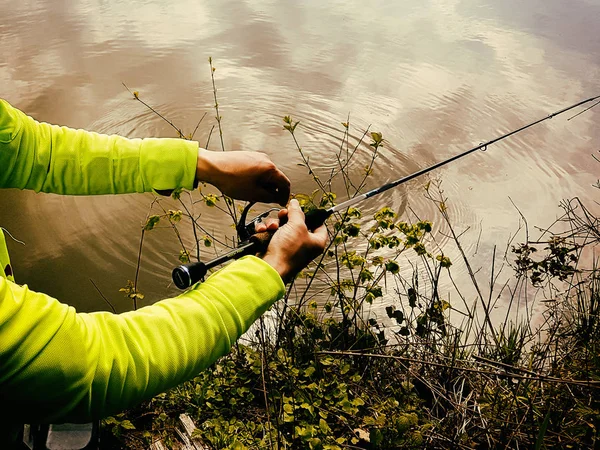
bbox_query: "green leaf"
[408,288,417,308]
[418,220,432,233]
[168,210,183,223]
[319,192,337,208]
[413,242,427,256]
[143,215,160,231]
[179,250,190,263]
[171,187,184,200]
[436,254,452,268]
[320,357,334,366]
[352,397,365,406]
[370,132,384,148]
[319,418,330,434]
[204,194,220,207]
[359,268,374,283]
[386,306,405,325]
[370,429,383,446]
[345,223,361,237]
[120,420,136,430]
[385,260,400,274]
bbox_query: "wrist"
[261,253,292,283]
[195,148,218,185]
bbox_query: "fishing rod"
[172,94,600,289]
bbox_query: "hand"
[261,199,328,283]
[196,149,291,206]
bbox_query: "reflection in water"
[0,0,598,320]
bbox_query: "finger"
[262,168,291,206]
[262,218,280,232]
[311,224,329,247]
[277,208,289,226]
[285,198,306,224]
[254,187,286,206]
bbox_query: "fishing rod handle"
[172,232,272,289]
[304,208,332,231]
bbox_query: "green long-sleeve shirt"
[0,99,285,425]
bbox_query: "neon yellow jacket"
[0,99,285,424]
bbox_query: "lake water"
[1,0,599,320]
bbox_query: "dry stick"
[327,115,350,191]
[192,193,233,217]
[179,196,201,261]
[191,112,208,141]
[132,198,161,310]
[353,142,382,196]
[472,354,549,379]
[528,199,590,369]
[289,129,328,194]
[122,83,186,138]
[440,204,498,347]
[332,124,364,195]
[257,318,275,450]
[207,58,237,224]
[487,245,497,331]
[336,115,352,196]
[415,201,476,319]
[89,278,116,313]
[288,124,376,325]
[133,228,145,311]
[156,202,189,258]
[122,84,215,265]
[296,225,339,309]
[317,351,600,388]
[208,58,226,153]
[336,126,371,178]
[205,125,215,150]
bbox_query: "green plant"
[102,60,600,450]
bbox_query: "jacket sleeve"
[0,256,286,423]
[0,99,198,194]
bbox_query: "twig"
[122,82,186,138]
[317,350,600,388]
[89,278,116,313]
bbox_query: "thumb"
[286,199,305,224]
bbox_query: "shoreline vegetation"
[102,62,599,449]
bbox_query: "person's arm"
[0,200,326,424]
[0,99,291,203]
[0,99,198,195]
[0,256,285,423]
